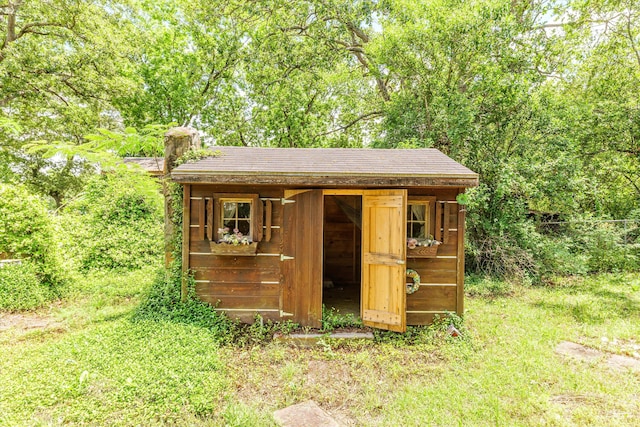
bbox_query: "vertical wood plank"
[198,197,205,240]
[181,184,191,302]
[361,190,407,332]
[309,191,323,326]
[456,201,466,315]
[206,198,213,241]
[265,200,272,242]
[443,202,450,244]
[255,195,264,242]
[282,198,295,319]
[435,202,443,241]
[282,190,323,328]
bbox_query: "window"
[213,193,262,243]
[407,196,436,240]
[221,199,252,236]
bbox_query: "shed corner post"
[456,192,466,315]
[163,127,200,302]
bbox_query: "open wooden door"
[361,189,407,332]
[282,189,324,328]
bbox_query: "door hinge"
[280,310,294,317]
[281,198,296,205]
[280,254,294,261]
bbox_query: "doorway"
[322,195,362,317]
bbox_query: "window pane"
[223,202,236,219]
[411,204,426,221]
[237,202,251,219]
[237,220,250,236]
[223,219,236,230]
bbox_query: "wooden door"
[361,189,407,332]
[282,189,324,328]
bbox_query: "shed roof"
[123,157,164,175]
[171,146,478,187]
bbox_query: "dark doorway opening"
[322,195,362,316]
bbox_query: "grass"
[1,270,639,426]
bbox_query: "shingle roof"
[123,157,164,175]
[171,146,478,187]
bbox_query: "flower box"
[210,241,258,256]
[406,244,439,258]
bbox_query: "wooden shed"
[171,146,478,332]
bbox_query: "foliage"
[0,183,66,293]
[174,148,220,166]
[0,262,51,311]
[555,221,638,274]
[217,227,252,245]
[0,0,140,204]
[1,0,640,278]
[2,269,639,424]
[321,305,363,331]
[58,169,163,271]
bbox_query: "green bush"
[59,168,163,271]
[465,181,539,282]
[573,222,638,273]
[535,220,639,276]
[0,262,51,310]
[0,183,66,299]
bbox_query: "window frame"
[212,193,262,243]
[406,196,437,241]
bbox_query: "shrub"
[0,183,66,298]
[0,262,51,310]
[465,182,539,282]
[59,168,163,271]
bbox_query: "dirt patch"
[0,313,62,332]
[556,341,640,373]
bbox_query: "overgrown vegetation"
[0,184,66,309]
[2,270,638,425]
[58,169,163,271]
[1,0,639,282]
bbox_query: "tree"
[0,0,139,204]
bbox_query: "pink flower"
[233,228,239,234]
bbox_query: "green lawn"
[1,271,639,426]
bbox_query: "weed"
[321,305,363,331]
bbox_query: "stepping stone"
[556,341,640,373]
[274,400,341,427]
[607,354,640,373]
[555,341,603,362]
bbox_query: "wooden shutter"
[361,189,407,332]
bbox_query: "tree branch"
[625,12,640,71]
[313,110,383,141]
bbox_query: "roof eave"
[171,171,479,188]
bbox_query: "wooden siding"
[405,189,465,323]
[185,184,468,327]
[187,185,284,321]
